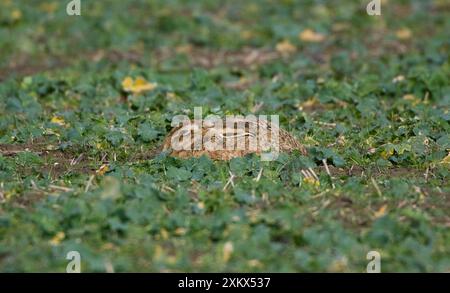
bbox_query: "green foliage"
[0,0,449,272]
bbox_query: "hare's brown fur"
[162,118,307,160]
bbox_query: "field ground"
[0,0,449,272]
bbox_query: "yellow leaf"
[121,77,134,91]
[49,232,65,246]
[302,97,319,108]
[392,75,405,83]
[95,141,106,150]
[332,22,350,32]
[39,2,58,13]
[276,40,296,55]
[296,96,321,111]
[396,28,412,40]
[160,228,169,240]
[247,259,262,268]
[381,148,394,159]
[44,128,60,137]
[11,9,22,21]
[299,29,325,42]
[51,116,66,126]
[134,77,147,86]
[166,92,177,99]
[166,256,177,264]
[223,241,234,263]
[134,76,155,90]
[96,164,109,176]
[441,153,450,165]
[101,243,116,251]
[403,94,420,106]
[153,245,163,259]
[197,201,205,210]
[374,204,388,218]
[403,94,416,100]
[174,227,186,236]
[303,176,320,187]
[240,30,254,40]
[175,44,193,54]
[328,256,348,272]
[122,76,157,94]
